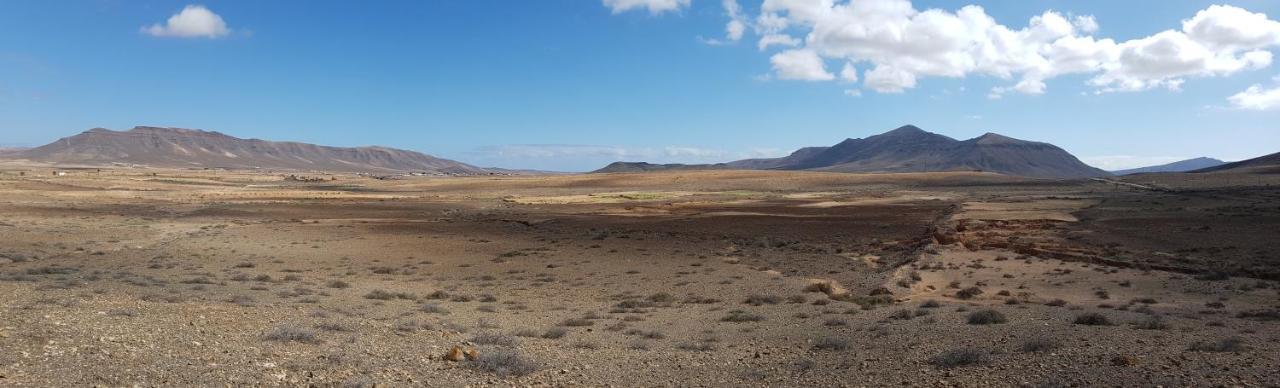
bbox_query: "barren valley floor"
[0,168,1277,386]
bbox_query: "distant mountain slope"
[13,126,490,174]
[1112,157,1225,175]
[1193,152,1280,173]
[720,125,1108,179]
[593,162,731,173]
[0,147,28,156]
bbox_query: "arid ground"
[1,166,1278,386]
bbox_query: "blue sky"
[1,1,1279,171]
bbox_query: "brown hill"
[730,126,1108,178]
[1112,157,1226,175]
[0,147,27,157]
[593,162,732,173]
[13,126,489,174]
[1193,152,1280,174]
[597,125,1109,179]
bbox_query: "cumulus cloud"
[1072,15,1099,34]
[727,20,747,41]
[1228,83,1280,110]
[1184,5,1280,51]
[602,0,690,15]
[699,0,750,45]
[724,0,747,41]
[609,1,1280,97]
[1089,29,1270,93]
[664,146,729,158]
[771,49,835,81]
[757,34,801,50]
[141,5,231,38]
[839,62,858,82]
[864,65,917,93]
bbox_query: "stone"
[1110,355,1138,367]
[803,279,849,298]
[444,346,466,362]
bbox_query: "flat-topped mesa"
[15,125,491,174]
[127,126,234,137]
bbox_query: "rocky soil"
[0,167,1276,386]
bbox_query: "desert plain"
[0,165,1278,387]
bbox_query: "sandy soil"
[0,166,1276,386]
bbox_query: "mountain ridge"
[10,126,491,174]
[1112,157,1226,175]
[598,125,1109,179]
[1193,152,1280,174]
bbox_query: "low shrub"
[469,349,540,377]
[264,325,319,343]
[1073,312,1113,326]
[1188,337,1246,353]
[966,309,1007,325]
[929,348,991,369]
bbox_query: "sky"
[1,0,1279,172]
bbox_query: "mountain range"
[10,126,490,174]
[0,147,28,156]
[8,125,1270,178]
[597,125,1110,179]
[1111,157,1226,175]
[1194,152,1280,174]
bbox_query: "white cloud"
[628,1,1280,97]
[1089,29,1271,93]
[842,89,862,97]
[602,0,690,15]
[863,65,916,93]
[664,146,729,158]
[724,0,747,41]
[697,36,731,46]
[757,34,800,50]
[1183,5,1280,51]
[142,5,230,38]
[1072,15,1099,34]
[727,20,747,41]
[753,0,1111,95]
[744,148,788,158]
[1228,83,1280,110]
[701,0,749,45]
[839,62,858,82]
[770,49,835,81]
